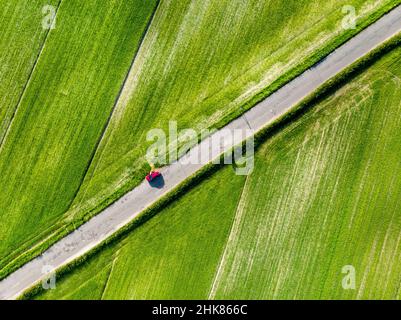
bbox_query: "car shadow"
[149,174,165,189]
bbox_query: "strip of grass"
[28,34,401,300]
[0,0,158,277]
[0,0,59,143]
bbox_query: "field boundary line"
[208,175,250,299]
[100,250,120,300]
[0,0,64,151]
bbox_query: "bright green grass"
[35,45,401,300]
[68,0,400,235]
[0,0,59,143]
[0,0,158,271]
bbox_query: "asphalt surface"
[1,5,401,299]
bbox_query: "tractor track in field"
[1,4,401,300]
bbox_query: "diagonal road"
[1,5,401,300]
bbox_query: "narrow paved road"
[1,5,401,300]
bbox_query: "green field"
[1,0,399,282]
[0,0,158,274]
[34,45,401,300]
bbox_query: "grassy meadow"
[35,44,401,300]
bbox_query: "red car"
[146,170,161,182]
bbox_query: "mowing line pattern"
[208,174,250,299]
[0,0,62,146]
